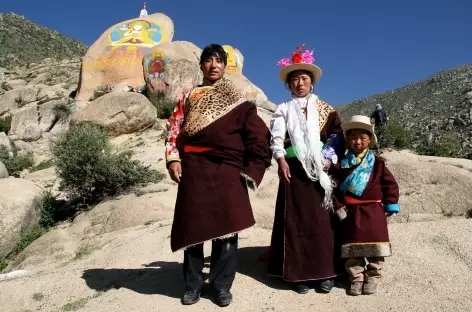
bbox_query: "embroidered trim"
[317,99,334,130]
[175,226,254,252]
[165,89,192,164]
[341,242,392,258]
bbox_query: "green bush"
[0,116,12,134]
[52,122,164,204]
[30,158,54,172]
[0,145,34,177]
[388,120,412,149]
[39,191,62,228]
[148,93,176,119]
[9,224,47,258]
[0,258,8,271]
[416,133,461,157]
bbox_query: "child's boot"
[362,282,377,295]
[347,282,363,296]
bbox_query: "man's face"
[200,55,226,81]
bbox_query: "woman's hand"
[168,162,182,183]
[277,158,291,184]
[324,159,332,171]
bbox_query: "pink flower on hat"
[277,44,316,67]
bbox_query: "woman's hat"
[277,44,322,82]
[341,115,378,146]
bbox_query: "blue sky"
[1,0,470,106]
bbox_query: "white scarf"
[285,93,334,210]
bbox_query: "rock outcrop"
[0,178,42,258]
[143,41,276,111]
[75,14,174,101]
[71,92,157,136]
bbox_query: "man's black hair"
[199,43,227,66]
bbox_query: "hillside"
[0,13,87,68]
[338,65,472,159]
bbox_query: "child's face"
[347,129,372,154]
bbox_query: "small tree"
[51,122,163,204]
[388,120,412,149]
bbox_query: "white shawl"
[285,94,334,210]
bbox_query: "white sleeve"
[269,104,287,160]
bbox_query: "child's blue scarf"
[340,149,375,196]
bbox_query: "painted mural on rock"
[142,49,171,93]
[76,13,174,101]
[222,45,243,75]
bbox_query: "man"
[370,103,389,127]
[370,103,392,150]
[165,44,271,307]
[139,2,148,17]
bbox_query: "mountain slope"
[338,65,472,159]
[0,13,87,68]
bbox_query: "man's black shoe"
[215,289,233,307]
[181,289,201,305]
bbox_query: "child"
[333,115,400,296]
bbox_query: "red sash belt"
[184,145,215,153]
[344,196,382,205]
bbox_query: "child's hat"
[341,115,378,147]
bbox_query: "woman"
[267,44,345,294]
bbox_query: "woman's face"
[289,70,313,97]
[347,129,372,154]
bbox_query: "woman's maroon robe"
[267,111,345,282]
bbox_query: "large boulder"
[76,13,174,101]
[143,41,202,102]
[71,92,157,136]
[0,178,42,258]
[143,42,276,112]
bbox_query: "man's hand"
[168,162,182,183]
[277,158,291,184]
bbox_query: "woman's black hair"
[285,70,314,85]
[199,44,227,66]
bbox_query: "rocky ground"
[1,122,471,311]
[1,58,472,312]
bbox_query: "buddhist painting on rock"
[223,45,242,75]
[106,20,165,52]
[143,49,170,93]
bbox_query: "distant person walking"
[370,104,392,150]
[370,104,389,127]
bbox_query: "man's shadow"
[81,246,346,298]
[82,261,184,299]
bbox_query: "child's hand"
[385,212,396,217]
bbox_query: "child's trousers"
[345,257,384,283]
